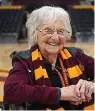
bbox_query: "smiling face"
[36,20,68,55]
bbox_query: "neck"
[38,46,58,64]
[42,52,57,64]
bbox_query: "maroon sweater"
[4,47,94,110]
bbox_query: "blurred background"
[0,0,94,106]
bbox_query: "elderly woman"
[4,6,94,110]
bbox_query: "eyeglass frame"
[36,27,70,38]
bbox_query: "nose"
[51,31,59,40]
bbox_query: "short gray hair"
[26,6,72,47]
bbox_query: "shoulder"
[10,49,31,59]
[65,47,94,61]
[65,47,84,57]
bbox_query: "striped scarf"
[30,45,94,110]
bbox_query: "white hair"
[26,6,72,47]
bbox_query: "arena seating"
[69,5,94,42]
[0,6,25,42]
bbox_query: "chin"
[45,47,59,54]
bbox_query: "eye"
[43,28,53,34]
[58,29,64,34]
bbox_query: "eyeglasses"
[36,27,70,38]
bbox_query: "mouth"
[47,42,58,46]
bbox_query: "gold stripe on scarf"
[83,104,94,110]
[67,65,82,79]
[31,49,39,61]
[60,51,67,59]
[60,49,71,60]
[64,49,72,58]
[34,66,48,80]
[34,66,43,80]
[76,65,83,74]
[32,48,49,80]
[60,49,82,79]
[34,67,48,80]
[42,68,48,78]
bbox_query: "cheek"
[60,36,68,44]
[59,44,64,50]
[59,39,65,49]
[37,36,47,47]
[60,38,65,44]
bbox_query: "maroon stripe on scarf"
[61,57,82,69]
[32,58,42,69]
[31,44,52,86]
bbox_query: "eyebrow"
[43,27,65,30]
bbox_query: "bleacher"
[69,5,94,42]
[0,6,25,42]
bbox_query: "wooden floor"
[0,41,94,102]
